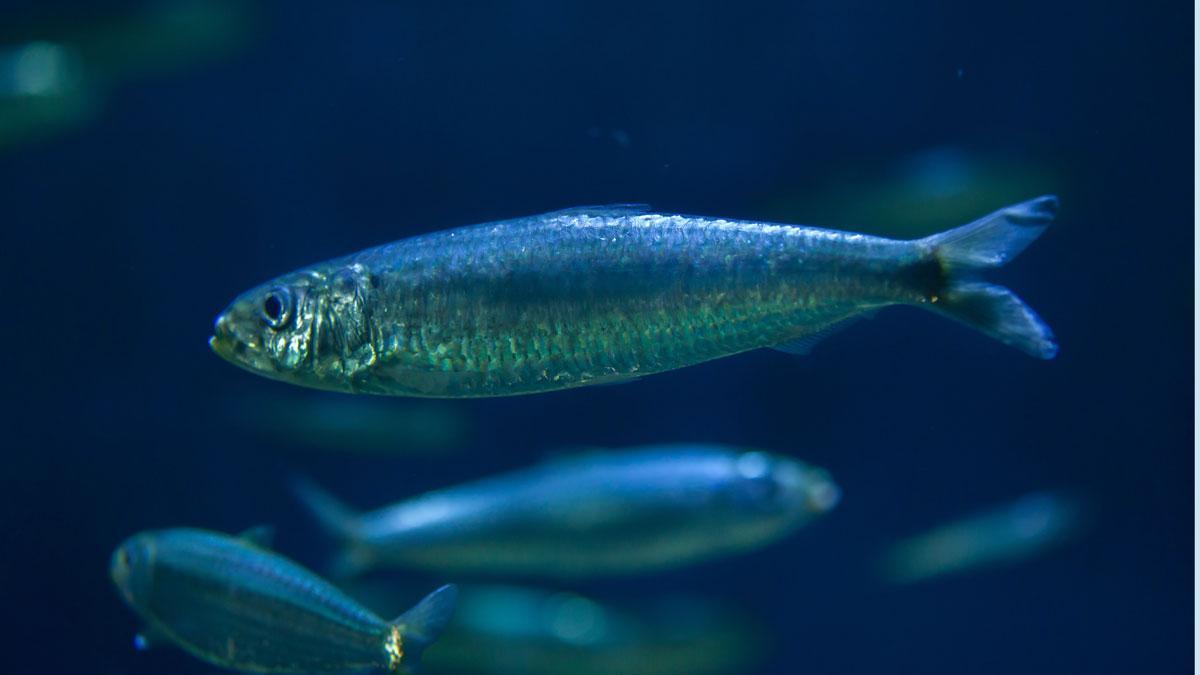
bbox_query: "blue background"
[1,1,1191,673]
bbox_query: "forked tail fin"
[918,196,1059,359]
[290,476,375,577]
[387,584,459,672]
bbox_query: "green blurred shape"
[0,41,99,149]
[0,0,257,150]
[228,390,472,456]
[880,491,1084,585]
[761,147,1062,238]
[341,582,767,675]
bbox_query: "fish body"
[293,444,839,578]
[211,197,1058,397]
[109,527,457,673]
[881,491,1083,584]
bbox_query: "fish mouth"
[209,312,283,378]
[208,333,228,358]
[209,330,240,364]
[209,312,245,363]
[774,461,841,514]
[805,473,841,513]
[109,547,136,606]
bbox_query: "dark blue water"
[2,1,1191,673]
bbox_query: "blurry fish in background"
[761,147,1062,240]
[880,491,1085,584]
[293,444,840,579]
[0,0,255,150]
[110,526,458,673]
[413,584,766,675]
[0,40,97,149]
[224,389,472,456]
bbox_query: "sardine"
[210,197,1058,398]
[292,445,839,579]
[109,527,457,673]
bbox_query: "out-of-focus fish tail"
[918,195,1058,359]
[387,584,459,673]
[289,476,374,577]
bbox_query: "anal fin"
[771,315,870,355]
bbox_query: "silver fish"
[293,444,839,579]
[210,197,1058,398]
[109,526,457,673]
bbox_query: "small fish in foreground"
[293,444,839,579]
[109,527,457,673]
[880,491,1083,584]
[211,197,1059,398]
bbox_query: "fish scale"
[352,212,912,395]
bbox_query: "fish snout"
[110,536,153,606]
[770,459,840,514]
[209,310,239,357]
[109,546,132,601]
[802,468,841,513]
[209,305,263,367]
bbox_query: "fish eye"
[261,287,293,329]
[117,548,131,568]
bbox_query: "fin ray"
[921,195,1057,268]
[772,315,867,355]
[916,196,1058,359]
[390,585,459,669]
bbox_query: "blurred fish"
[880,491,1083,584]
[0,0,255,150]
[293,444,840,578]
[0,40,99,149]
[224,390,471,456]
[411,584,765,675]
[211,197,1059,398]
[109,526,457,673]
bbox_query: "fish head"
[110,532,156,608]
[210,263,374,392]
[727,451,841,519]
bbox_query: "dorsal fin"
[548,204,651,218]
[538,446,608,467]
[237,525,276,549]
